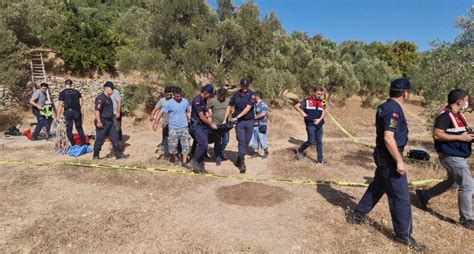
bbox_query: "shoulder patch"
[389,117,398,128]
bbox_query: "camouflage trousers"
[168,127,190,155]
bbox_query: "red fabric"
[24,129,32,140]
[73,133,90,145]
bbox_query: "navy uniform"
[93,82,126,159]
[352,78,423,249]
[229,79,256,173]
[190,85,214,172]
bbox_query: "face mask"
[461,101,469,110]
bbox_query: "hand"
[96,121,104,129]
[301,112,308,118]
[210,123,218,130]
[115,112,120,119]
[396,161,407,175]
[231,117,238,123]
[459,132,474,142]
[313,119,321,125]
[222,120,227,124]
[37,105,44,110]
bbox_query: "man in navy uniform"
[294,87,326,163]
[349,78,424,251]
[190,84,217,173]
[93,81,128,160]
[225,78,256,173]
[416,89,474,230]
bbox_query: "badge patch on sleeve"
[389,113,399,128]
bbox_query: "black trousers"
[64,109,86,146]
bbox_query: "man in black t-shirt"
[57,79,87,146]
[416,89,474,230]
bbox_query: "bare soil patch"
[216,182,292,207]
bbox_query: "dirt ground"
[1,96,473,252]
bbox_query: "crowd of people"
[28,77,473,251]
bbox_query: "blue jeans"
[251,126,268,149]
[214,131,229,160]
[32,108,51,139]
[298,124,324,162]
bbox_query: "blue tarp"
[66,145,93,157]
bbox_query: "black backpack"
[4,125,21,136]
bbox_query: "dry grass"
[1,96,473,252]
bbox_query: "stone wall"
[0,77,128,111]
[0,85,15,111]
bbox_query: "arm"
[255,111,267,120]
[198,111,217,129]
[187,107,191,122]
[150,107,159,121]
[314,110,325,125]
[95,110,103,128]
[116,99,122,118]
[57,101,64,117]
[294,103,308,118]
[232,105,252,121]
[224,106,232,123]
[433,128,474,142]
[383,131,406,174]
[155,111,164,124]
[29,97,42,110]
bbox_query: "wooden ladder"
[30,51,47,89]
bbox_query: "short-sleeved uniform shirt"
[59,88,82,112]
[375,98,408,154]
[254,101,269,126]
[31,90,47,107]
[162,98,190,129]
[300,96,325,126]
[155,97,170,125]
[110,89,121,114]
[191,95,208,127]
[207,97,229,124]
[229,90,256,121]
[95,93,114,119]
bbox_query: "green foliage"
[355,57,395,107]
[0,24,29,92]
[0,1,59,47]
[0,0,432,108]
[408,7,473,129]
[117,85,152,115]
[45,4,126,74]
[366,41,420,75]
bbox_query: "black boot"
[239,156,246,174]
[263,148,269,159]
[93,150,100,160]
[114,148,129,159]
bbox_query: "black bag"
[4,125,21,136]
[407,149,430,161]
[258,124,267,134]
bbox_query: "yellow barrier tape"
[326,111,375,149]
[326,110,435,165]
[0,159,441,188]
